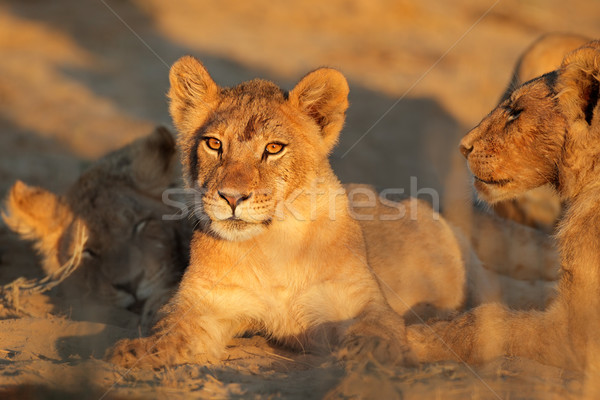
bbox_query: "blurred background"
[0,0,598,203]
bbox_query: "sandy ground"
[0,0,599,398]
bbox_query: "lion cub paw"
[105,337,167,370]
[339,335,417,367]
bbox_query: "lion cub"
[408,40,600,373]
[107,57,418,368]
[3,127,189,329]
[492,33,591,232]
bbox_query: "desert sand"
[0,0,598,398]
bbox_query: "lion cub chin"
[106,57,415,369]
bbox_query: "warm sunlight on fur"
[491,33,591,232]
[408,42,600,392]
[105,58,558,370]
[107,58,417,369]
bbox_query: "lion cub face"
[169,56,349,241]
[460,41,600,204]
[3,127,188,314]
[458,73,566,204]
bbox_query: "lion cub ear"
[289,68,350,153]
[2,181,71,242]
[168,56,220,136]
[130,126,178,196]
[558,41,600,128]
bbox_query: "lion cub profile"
[492,33,591,232]
[107,57,416,368]
[408,40,600,375]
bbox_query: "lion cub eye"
[264,142,285,155]
[205,138,222,151]
[82,248,99,259]
[507,108,523,122]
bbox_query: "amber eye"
[265,142,285,155]
[205,138,222,151]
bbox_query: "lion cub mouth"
[473,176,512,186]
[208,215,272,242]
[224,217,253,225]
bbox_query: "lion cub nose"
[459,142,473,158]
[218,190,252,213]
[459,129,477,159]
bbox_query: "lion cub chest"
[236,253,365,341]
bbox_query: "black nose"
[218,190,252,212]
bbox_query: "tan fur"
[408,40,600,373]
[105,58,557,369]
[493,33,591,232]
[2,127,189,329]
[467,208,559,282]
[107,60,416,368]
[2,131,556,340]
[350,185,556,320]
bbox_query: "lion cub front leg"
[106,287,242,369]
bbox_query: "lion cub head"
[459,41,600,203]
[2,127,188,317]
[169,56,349,241]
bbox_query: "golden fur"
[408,41,600,373]
[108,59,415,368]
[2,131,556,337]
[2,127,189,329]
[105,57,557,369]
[492,33,591,232]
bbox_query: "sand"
[0,0,598,398]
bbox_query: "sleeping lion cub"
[106,57,556,369]
[2,127,189,329]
